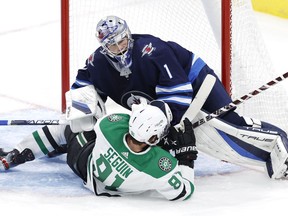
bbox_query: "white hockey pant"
[193,111,288,179]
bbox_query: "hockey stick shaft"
[0,120,68,126]
[192,71,288,129]
[174,74,216,130]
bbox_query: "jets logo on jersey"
[107,114,122,122]
[121,91,153,109]
[141,43,155,57]
[158,157,172,172]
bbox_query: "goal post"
[61,0,288,132]
[61,0,70,113]
[221,0,232,95]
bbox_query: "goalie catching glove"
[65,85,107,133]
[163,118,198,168]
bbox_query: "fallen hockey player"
[0,100,198,201]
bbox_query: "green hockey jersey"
[85,113,195,201]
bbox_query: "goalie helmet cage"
[61,0,288,132]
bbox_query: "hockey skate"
[0,148,35,171]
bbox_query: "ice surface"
[1,1,288,215]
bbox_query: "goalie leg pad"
[195,111,288,178]
[194,118,267,168]
[194,111,281,170]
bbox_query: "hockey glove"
[167,118,198,168]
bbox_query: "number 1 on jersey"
[164,64,173,78]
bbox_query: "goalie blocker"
[65,85,107,133]
[193,110,288,179]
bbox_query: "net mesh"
[67,0,288,131]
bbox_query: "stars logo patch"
[158,157,172,172]
[107,114,122,122]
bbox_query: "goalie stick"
[191,71,288,129]
[174,74,216,130]
[1,72,287,126]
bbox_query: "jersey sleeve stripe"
[184,181,195,200]
[42,126,61,151]
[71,79,93,89]
[188,55,206,83]
[156,82,193,94]
[157,95,192,106]
[169,185,187,201]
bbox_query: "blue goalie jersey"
[72,34,207,125]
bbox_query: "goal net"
[62,0,288,132]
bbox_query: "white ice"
[1,1,288,215]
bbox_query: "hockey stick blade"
[192,71,288,129]
[174,74,216,130]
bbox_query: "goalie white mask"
[129,100,172,146]
[96,15,133,68]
